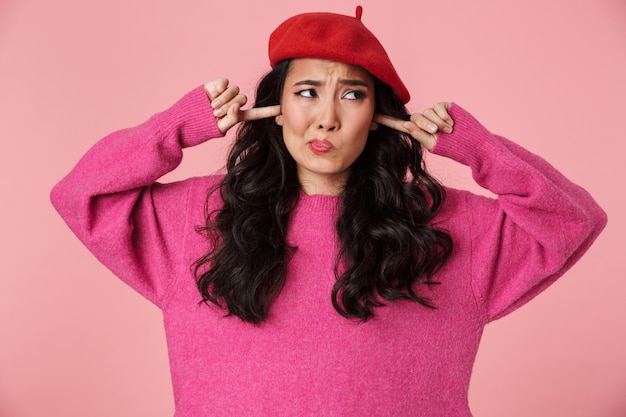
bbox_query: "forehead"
[286,58,373,84]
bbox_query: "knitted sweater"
[51,86,606,416]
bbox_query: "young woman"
[51,7,606,416]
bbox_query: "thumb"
[216,102,242,134]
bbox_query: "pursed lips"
[308,138,333,155]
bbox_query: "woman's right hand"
[204,78,281,134]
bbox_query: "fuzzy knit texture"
[51,86,607,417]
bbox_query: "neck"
[299,178,346,196]
[297,169,350,196]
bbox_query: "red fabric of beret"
[268,6,410,104]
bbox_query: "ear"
[369,120,379,130]
[275,114,283,126]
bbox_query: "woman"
[51,7,606,417]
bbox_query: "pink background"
[1,0,624,415]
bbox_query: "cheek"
[352,109,375,137]
[349,111,375,154]
[353,133,369,157]
[282,110,310,135]
[280,97,308,133]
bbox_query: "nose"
[316,98,340,132]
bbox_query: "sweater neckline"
[297,190,341,213]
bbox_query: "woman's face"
[277,58,377,195]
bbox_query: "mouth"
[308,138,333,155]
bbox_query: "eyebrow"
[292,79,370,88]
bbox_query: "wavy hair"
[194,60,453,323]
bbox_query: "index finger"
[241,105,281,121]
[374,113,411,134]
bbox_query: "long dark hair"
[194,60,453,323]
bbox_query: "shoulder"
[153,174,225,211]
[434,186,501,245]
[436,187,497,221]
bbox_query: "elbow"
[588,203,608,242]
[50,180,68,216]
[50,178,87,234]
[565,200,607,262]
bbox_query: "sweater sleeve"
[50,86,223,307]
[432,103,607,322]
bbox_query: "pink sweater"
[51,86,606,416]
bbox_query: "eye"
[343,90,366,100]
[296,89,318,98]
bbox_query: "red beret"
[268,6,410,104]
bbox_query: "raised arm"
[50,81,280,306]
[378,104,607,321]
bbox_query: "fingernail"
[428,124,437,133]
[211,99,221,109]
[214,108,224,117]
[444,126,453,134]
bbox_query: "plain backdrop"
[1,0,625,416]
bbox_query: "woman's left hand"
[374,102,453,151]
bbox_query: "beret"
[268,6,410,104]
